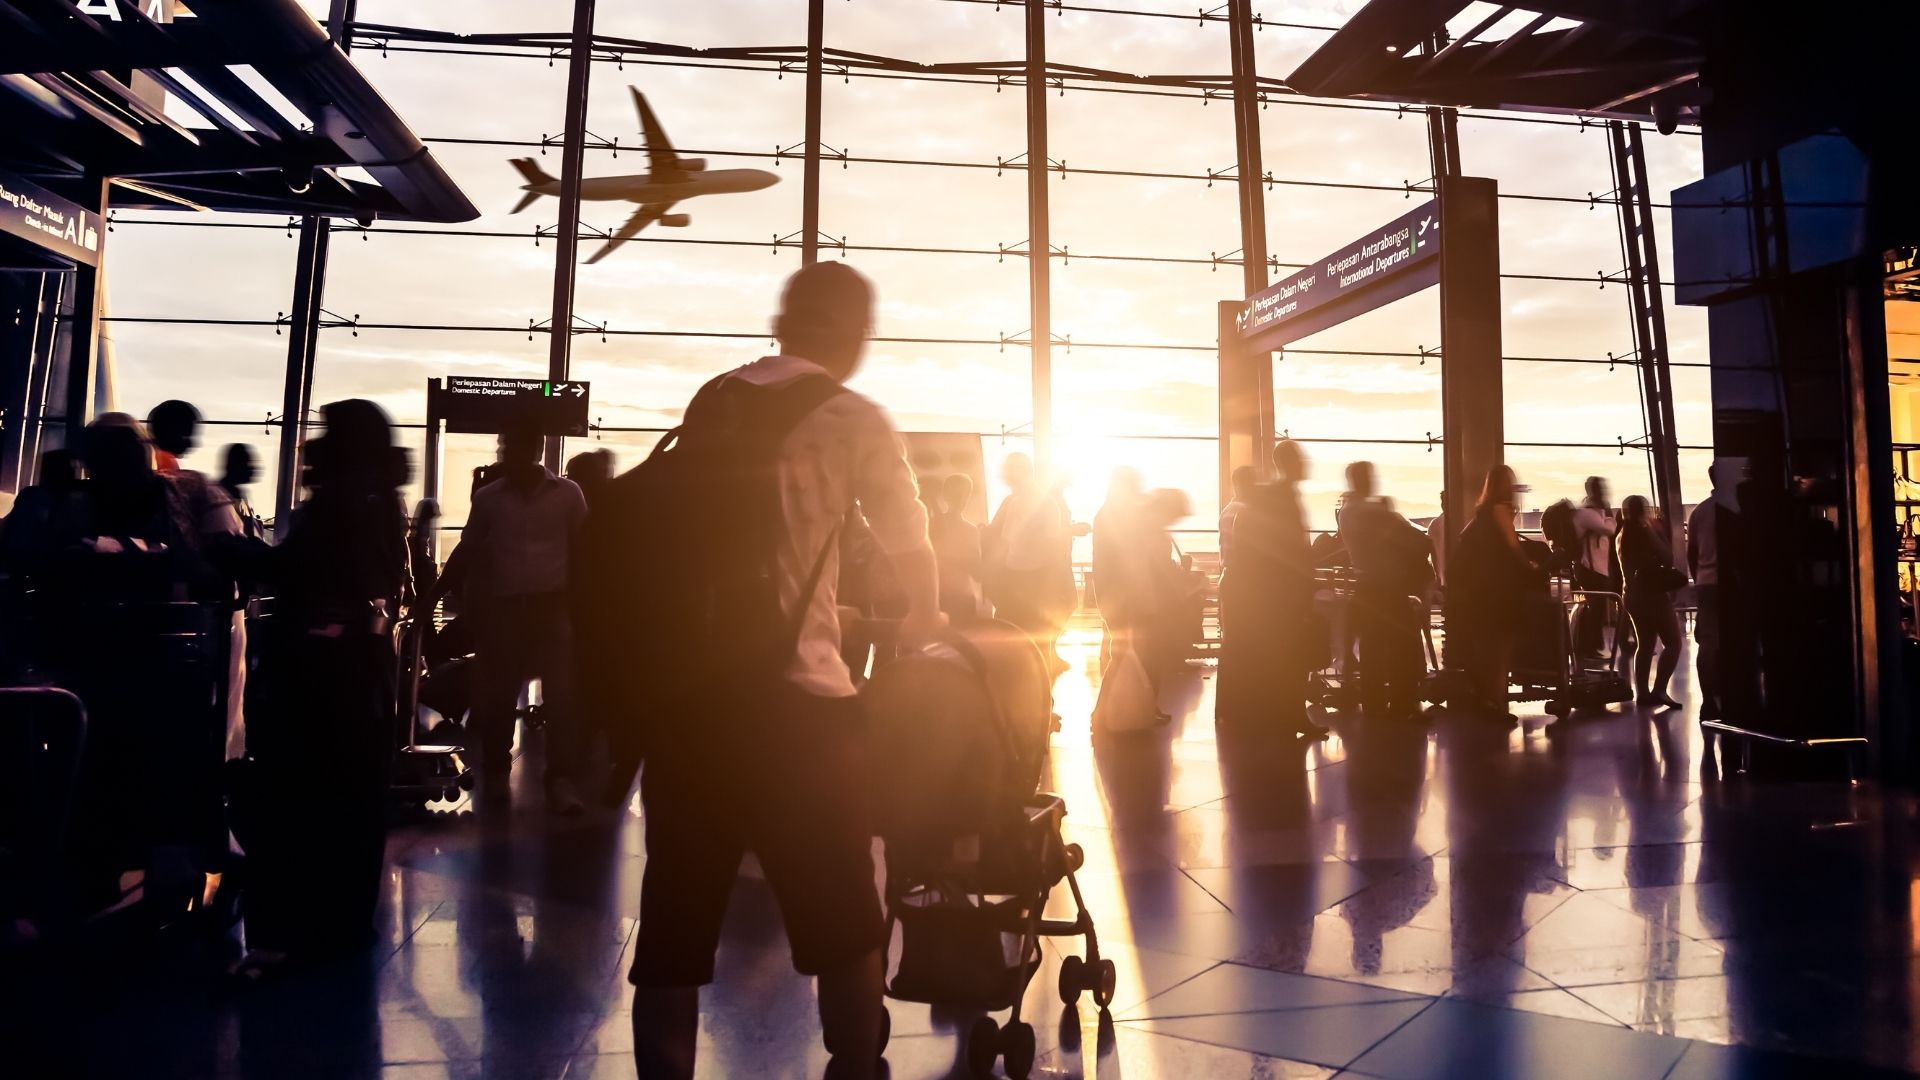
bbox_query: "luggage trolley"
[390,608,473,811]
[1511,578,1633,717]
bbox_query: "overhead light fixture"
[1386,44,1400,53]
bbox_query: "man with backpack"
[624,262,943,1080]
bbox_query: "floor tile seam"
[1553,887,1727,944]
[1108,958,1225,1018]
[1558,982,1642,1027]
[1120,995,1431,1025]
[377,897,449,970]
[1334,996,1442,1071]
[1176,866,1236,915]
[1123,997,1439,1072]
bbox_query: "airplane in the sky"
[509,88,779,264]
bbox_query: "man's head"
[566,448,614,488]
[943,472,974,515]
[83,413,154,488]
[1001,451,1034,490]
[222,444,258,488]
[1345,461,1376,499]
[1272,439,1306,483]
[773,261,874,381]
[498,417,544,467]
[1230,465,1256,502]
[1585,475,1610,506]
[146,399,201,458]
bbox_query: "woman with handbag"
[1618,495,1685,710]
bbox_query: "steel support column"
[1023,0,1052,469]
[545,0,598,471]
[273,0,356,534]
[1437,175,1503,545]
[801,0,825,267]
[1225,0,1273,499]
[1608,119,1684,543]
[53,177,110,452]
[0,273,58,492]
[274,219,328,535]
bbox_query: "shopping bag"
[1093,641,1158,733]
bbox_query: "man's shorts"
[629,685,884,987]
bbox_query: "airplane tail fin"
[508,158,554,214]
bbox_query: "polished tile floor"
[10,623,1920,1079]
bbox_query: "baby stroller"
[863,620,1110,1080]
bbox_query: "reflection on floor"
[10,623,1920,1079]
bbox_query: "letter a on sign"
[75,0,124,21]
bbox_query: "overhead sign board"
[0,172,102,269]
[1239,198,1441,351]
[440,376,591,437]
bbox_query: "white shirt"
[1218,498,1248,568]
[1573,502,1618,579]
[464,467,587,597]
[1688,497,1719,586]
[994,487,1069,572]
[726,355,930,699]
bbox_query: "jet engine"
[659,214,692,227]
[676,159,707,171]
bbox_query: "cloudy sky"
[101,0,1710,537]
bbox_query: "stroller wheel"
[1002,1020,1036,1080]
[966,1016,1000,1078]
[1091,958,1117,1009]
[1058,955,1085,1005]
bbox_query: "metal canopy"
[0,0,476,223]
[1288,0,1705,125]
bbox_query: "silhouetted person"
[1338,462,1434,720]
[983,451,1074,673]
[629,262,942,1080]
[1140,487,1197,693]
[1218,465,1257,569]
[1092,466,1148,670]
[219,444,266,541]
[409,498,442,603]
[236,399,408,979]
[565,447,616,511]
[1688,463,1736,722]
[1220,440,1328,738]
[930,471,985,620]
[446,417,589,814]
[0,449,80,575]
[146,399,201,476]
[1572,475,1619,658]
[1446,465,1537,721]
[1619,495,1683,710]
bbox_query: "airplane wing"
[585,201,675,265]
[633,88,683,181]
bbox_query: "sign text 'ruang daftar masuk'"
[0,172,102,269]
[1238,198,1441,351]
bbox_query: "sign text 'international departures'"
[0,173,102,268]
[440,377,592,437]
[1238,198,1441,351]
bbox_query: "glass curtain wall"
[97,0,1706,554]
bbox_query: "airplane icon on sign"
[549,381,587,398]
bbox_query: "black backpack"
[574,371,848,756]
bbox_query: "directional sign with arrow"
[441,376,592,436]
